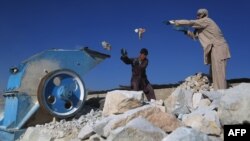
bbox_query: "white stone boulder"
[102,90,143,117]
[162,127,212,141]
[164,87,193,116]
[107,117,167,141]
[218,83,250,125]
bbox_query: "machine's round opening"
[65,101,73,109]
[47,95,55,104]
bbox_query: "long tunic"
[175,17,231,89]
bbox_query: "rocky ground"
[1,73,250,141]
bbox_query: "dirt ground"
[87,87,175,101]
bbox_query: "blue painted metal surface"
[0,47,110,140]
[0,93,34,128]
[0,128,25,141]
[6,64,26,91]
[0,92,35,141]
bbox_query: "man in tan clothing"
[168,8,231,90]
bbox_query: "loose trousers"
[131,77,156,101]
[209,48,228,90]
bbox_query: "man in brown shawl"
[168,8,231,90]
[120,48,156,101]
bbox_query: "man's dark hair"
[140,48,148,56]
